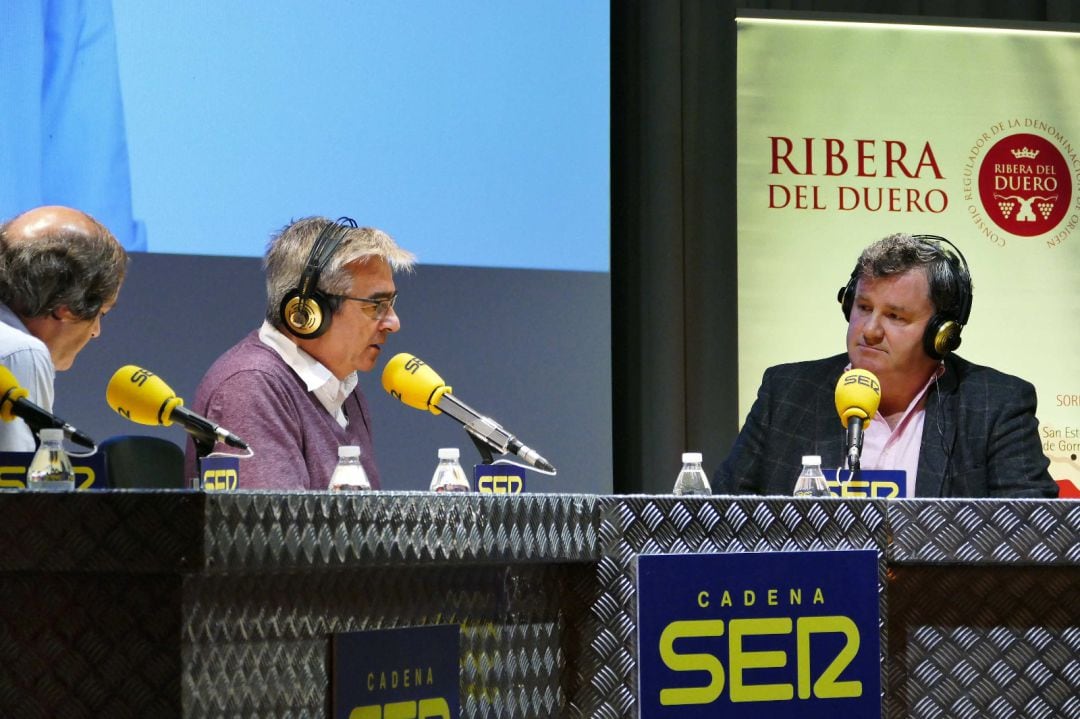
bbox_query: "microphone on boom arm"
[381,353,556,473]
[106,365,248,457]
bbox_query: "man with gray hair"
[0,205,127,450]
[716,232,1055,499]
[185,216,415,489]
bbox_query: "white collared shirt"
[0,302,56,451]
[258,321,357,428]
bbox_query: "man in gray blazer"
[716,233,1056,499]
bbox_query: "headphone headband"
[296,216,358,303]
[909,234,972,325]
[280,216,357,339]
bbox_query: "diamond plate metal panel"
[0,491,204,572]
[0,494,199,717]
[887,565,1080,719]
[182,563,594,718]
[576,497,889,718]
[888,499,1080,565]
[0,572,182,717]
[0,492,601,718]
[3,492,1077,718]
[202,492,602,572]
[184,493,603,717]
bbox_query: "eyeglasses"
[332,291,398,321]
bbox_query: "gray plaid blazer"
[715,353,1056,498]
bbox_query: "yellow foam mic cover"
[381,353,452,415]
[106,365,184,427]
[834,368,882,429]
[0,365,29,423]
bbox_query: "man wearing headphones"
[715,232,1056,498]
[184,216,415,489]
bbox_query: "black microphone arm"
[436,393,556,473]
[171,405,249,450]
[3,391,95,448]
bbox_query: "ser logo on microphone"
[112,367,155,421]
[128,367,154,386]
[841,373,880,393]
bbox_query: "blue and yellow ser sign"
[473,464,526,494]
[195,455,239,491]
[823,469,907,499]
[333,624,460,719]
[637,550,880,718]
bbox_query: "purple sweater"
[183,330,381,490]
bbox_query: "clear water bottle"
[27,428,76,491]
[429,447,471,493]
[793,455,831,497]
[672,452,711,496]
[328,445,371,491]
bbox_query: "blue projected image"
[0,1,145,250]
[110,1,610,271]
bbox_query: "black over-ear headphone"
[279,217,357,339]
[837,234,973,360]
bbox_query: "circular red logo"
[978,133,1071,237]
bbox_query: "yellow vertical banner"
[737,17,1080,494]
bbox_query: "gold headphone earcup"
[281,294,324,337]
[926,318,962,359]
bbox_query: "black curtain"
[610,0,1079,493]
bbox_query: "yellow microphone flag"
[381,353,452,416]
[106,365,184,427]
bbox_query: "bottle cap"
[38,428,65,442]
[438,447,460,460]
[338,445,361,458]
[801,455,822,465]
[681,452,703,464]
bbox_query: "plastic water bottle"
[429,448,471,492]
[793,455,830,497]
[672,452,711,495]
[26,428,76,491]
[328,445,371,491]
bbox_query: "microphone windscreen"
[835,368,881,428]
[0,365,29,422]
[106,365,183,427]
[381,353,452,415]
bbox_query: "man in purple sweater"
[184,217,414,489]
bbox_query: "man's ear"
[52,306,80,322]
